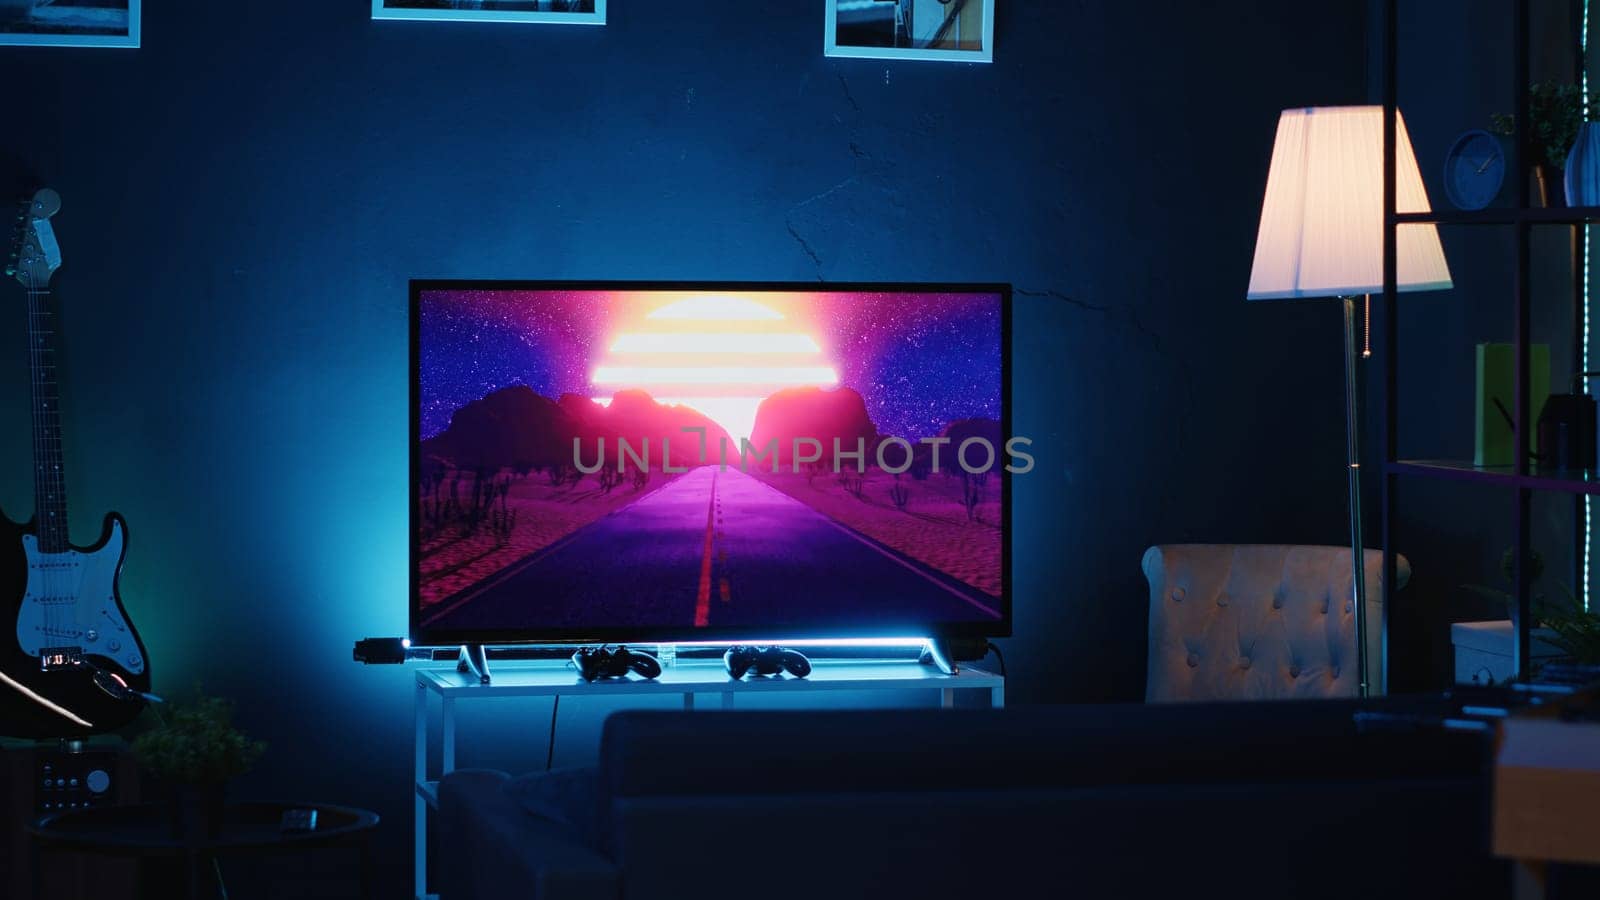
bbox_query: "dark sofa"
[437,700,1508,900]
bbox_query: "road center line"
[693,469,717,627]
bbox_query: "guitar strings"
[28,274,67,647]
[26,283,48,643]
[27,281,56,645]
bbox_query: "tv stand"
[410,657,1001,900]
[456,644,491,683]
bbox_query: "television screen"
[412,282,1011,644]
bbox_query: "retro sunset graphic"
[417,288,1005,633]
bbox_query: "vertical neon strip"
[1585,0,1592,611]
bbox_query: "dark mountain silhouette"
[928,417,1004,473]
[871,417,1005,476]
[749,386,879,466]
[422,385,579,472]
[424,385,732,472]
[573,389,734,469]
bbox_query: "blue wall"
[1,1,1364,893]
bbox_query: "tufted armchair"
[1143,544,1410,702]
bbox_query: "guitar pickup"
[39,647,84,671]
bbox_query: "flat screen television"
[411,281,1012,646]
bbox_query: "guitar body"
[0,508,150,736]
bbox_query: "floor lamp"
[1246,106,1453,697]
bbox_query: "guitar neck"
[25,285,69,553]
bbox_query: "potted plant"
[132,691,265,840]
[1461,547,1545,635]
[1491,81,1600,207]
[1537,598,1600,665]
[1462,548,1600,669]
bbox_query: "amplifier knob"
[86,769,111,794]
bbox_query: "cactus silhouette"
[489,477,517,547]
[890,475,910,510]
[419,467,520,544]
[962,472,984,523]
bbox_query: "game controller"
[572,645,663,681]
[724,645,812,679]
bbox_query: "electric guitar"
[0,189,151,736]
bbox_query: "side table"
[27,801,380,900]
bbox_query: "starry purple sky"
[418,289,1002,441]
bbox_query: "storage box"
[1450,619,1563,686]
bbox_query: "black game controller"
[572,646,663,682]
[724,646,812,679]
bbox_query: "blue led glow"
[661,637,932,649]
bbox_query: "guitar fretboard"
[25,287,68,554]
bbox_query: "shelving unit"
[1380,0,1591,684]
[1395,207,1600,225]
[1386,460,1600,495]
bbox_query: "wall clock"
[1444,129,1505,211]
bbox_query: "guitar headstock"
[6,189,62,291]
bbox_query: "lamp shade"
[1247,106,1452,300]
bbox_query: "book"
[1475,343,1550,467]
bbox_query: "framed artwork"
[373,0,605,25]
[826,0,993,63]
[0,0,139,48]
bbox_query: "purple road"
[423,466,999,633]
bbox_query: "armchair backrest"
[1143,544,1409,702]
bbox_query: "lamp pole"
[1342,295,1370,699]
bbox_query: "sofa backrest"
[599,701,1474,801]
[594,704,1498,900]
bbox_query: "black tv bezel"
[410,280,1013,647]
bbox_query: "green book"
[1475,343,1550,467]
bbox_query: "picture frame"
[372,0,605,26]
[0,0,139,49]
[825,0,993,64]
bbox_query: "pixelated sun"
[590,295,839,442]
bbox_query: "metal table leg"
[414,681,427,900]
